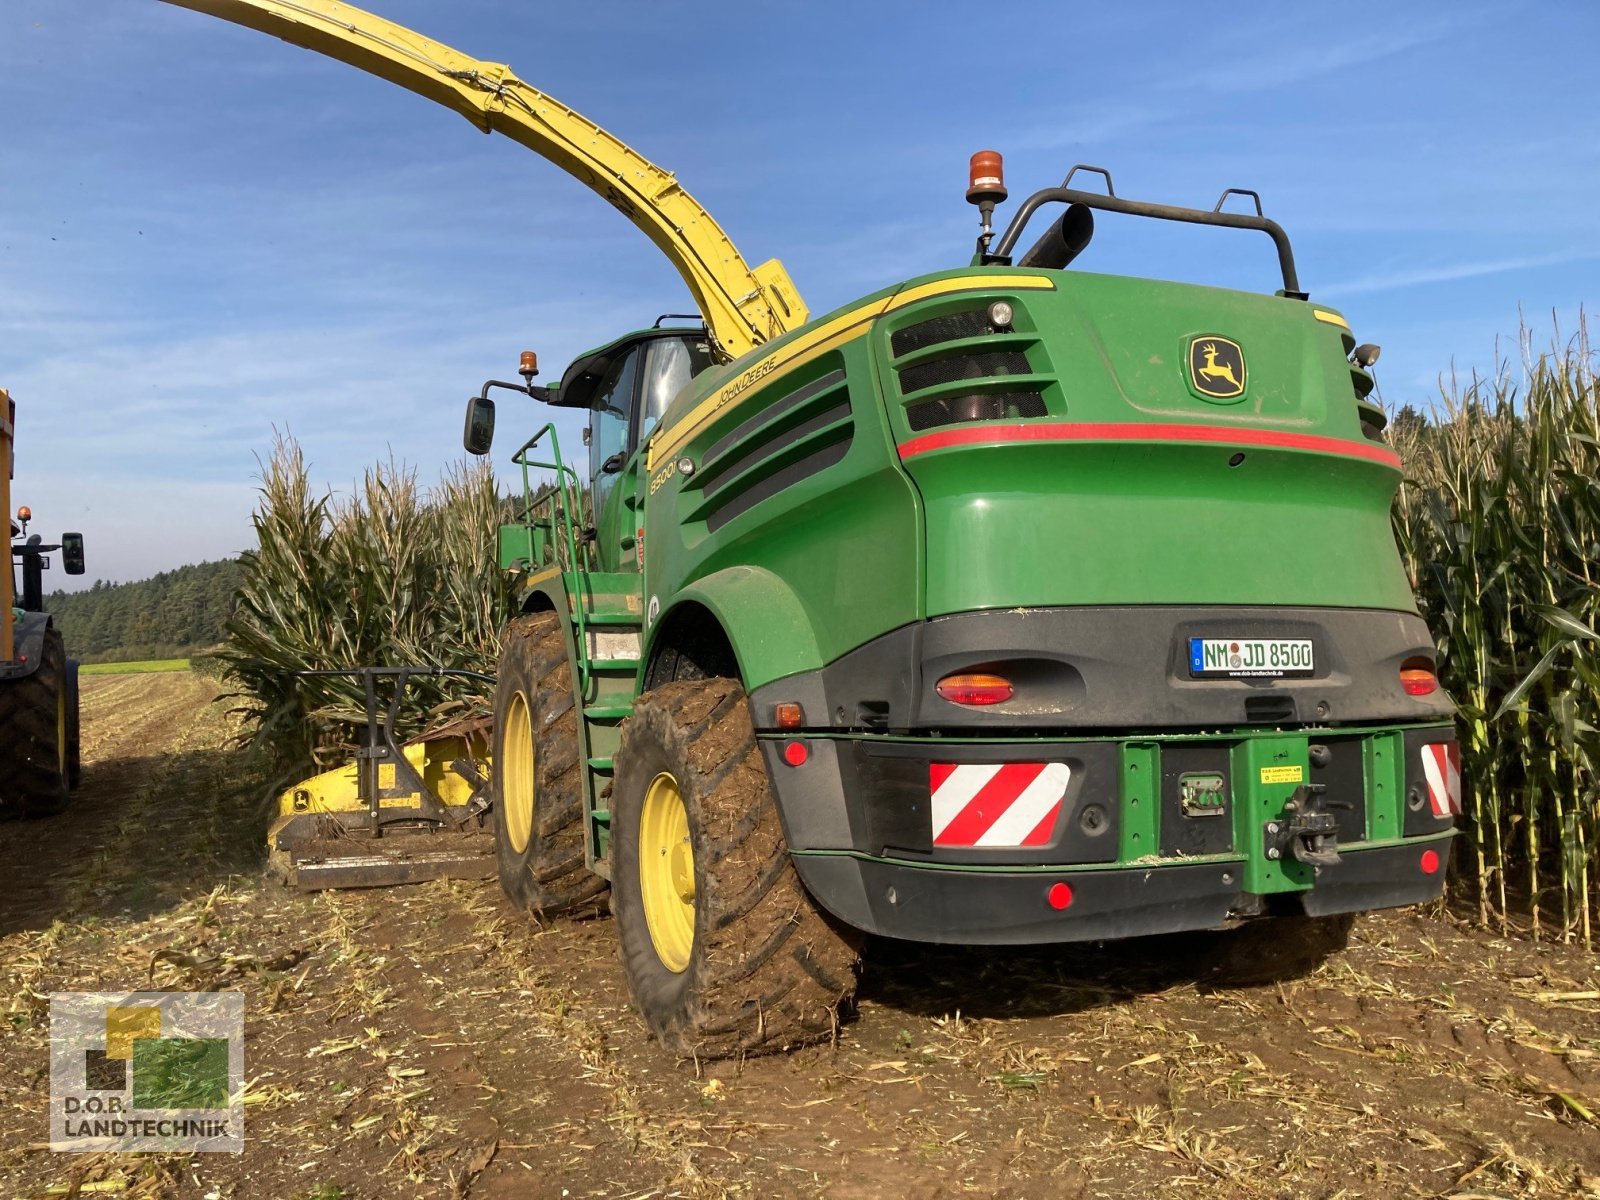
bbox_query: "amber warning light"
[966,150,1008,256]
[519,351,538,379]
[966,149,1007,205]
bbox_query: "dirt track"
[3,675,1599,1199]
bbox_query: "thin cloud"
[1320,251,1597,298]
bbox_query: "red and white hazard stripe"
[1421,742,1462,818]
[929,762,1071,848]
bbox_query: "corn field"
[1392,321,1600,945]
[222,435,517,778]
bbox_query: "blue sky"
[3,1,1596,587]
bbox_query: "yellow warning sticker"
[378,763,396,790]
[1260,765,1304,785]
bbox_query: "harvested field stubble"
[3,675,1599,1199]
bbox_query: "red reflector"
[1420,849,1440,875]
[1046,881,1073,910]
[1399,657,1438,696]
[782,741,808,767]
[935,672,1014,707]
[774,702,803,730]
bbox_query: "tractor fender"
[649,565,822,693]
[0,610,51,683]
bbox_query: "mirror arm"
[479,378,554,404]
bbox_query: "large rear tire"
[612,678,861,1058]
[492,613,609,918]
[0,627,71,816]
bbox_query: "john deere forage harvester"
[163,1,1461,1057]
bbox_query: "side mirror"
[61,532,85,575]
[462,396,496,456]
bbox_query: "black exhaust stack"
[1017,202,1095,270]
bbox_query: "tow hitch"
[1263,784,1346,868]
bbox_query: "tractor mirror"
[61,532,85,575]
[462,396,496,456]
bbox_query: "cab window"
[589,348,640,512]
[639,336,715,441]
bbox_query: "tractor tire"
[612,678,862,1059]
[65,658,82,790]
[493,612,609,918]
[0,627,71,816]
[1201,913,1356,987]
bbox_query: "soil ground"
[2,675,1598,1199]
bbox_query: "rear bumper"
[791,834,1455,945]
[761,725,1459,864]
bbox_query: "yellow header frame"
[160,0,808,361]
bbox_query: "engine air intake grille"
[891,309,991,358]
[898,350,1031,396]
[906,391,1047,432]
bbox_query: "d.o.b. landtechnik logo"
[49,991,244,1153]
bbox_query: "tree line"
[43,559,243,663]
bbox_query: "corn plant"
[222,435,518,780]
[1392,319,1600,945]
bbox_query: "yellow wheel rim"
[639,771,695,973]
[502,690,535,853]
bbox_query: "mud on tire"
[612,678,862,1059]
[0,626,70,816]
[493,613,609,917]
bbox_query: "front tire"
[612,678,861,1058]
[492,613,608,918]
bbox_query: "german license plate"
[1189,637,1313,678]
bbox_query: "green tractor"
[2,391,87,816]
[465,161,1460,1057]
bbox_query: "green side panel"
[1118,742,1159,860]
[645,335,922,690]
[1230,735,1313,894]
[1365,731,1405,842]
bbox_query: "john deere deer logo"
[1187,335,1247,400]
